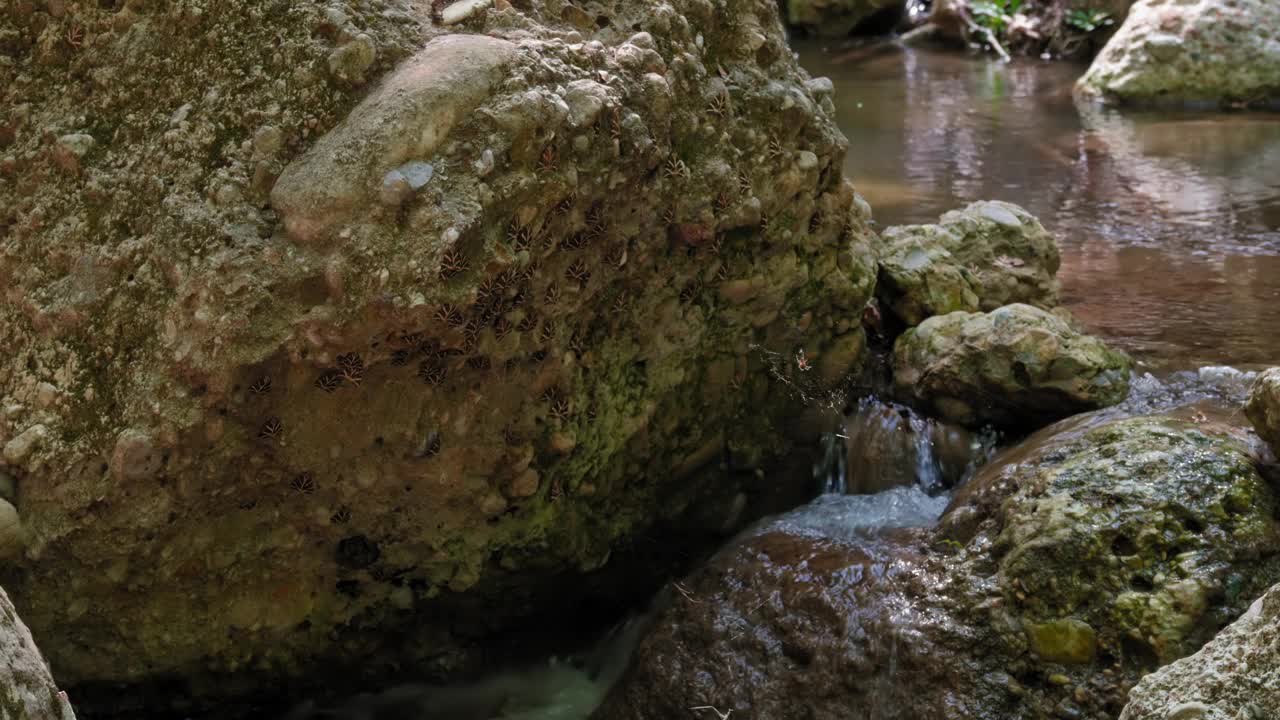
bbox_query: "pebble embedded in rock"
[3,424,48,466]
[110,429,163,482]
[327,33,377,84]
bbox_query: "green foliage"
[1065,8,1115,33]
[970,0,1023,34]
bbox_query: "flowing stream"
[284,45,1280,720]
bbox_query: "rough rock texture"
[784,0,904,37]
[1078,0,1280,107]
[0,0,877,709]
[596,414,1280,720]
[1120,581,1280,720]
[892,304,1132,429]
[0,586,76,720]
[877,201,1060,327]
[1246,367,1280,455]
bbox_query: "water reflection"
[796,43,1280,372]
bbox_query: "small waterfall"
[817,397,995,498]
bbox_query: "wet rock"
[1078,0,1280,107]
[1245,367,1280,454]
[0,585,78,719]
[0,0,877,709]
[784,0,906,37]
[1119,582,1280,720]
[600,414,1280,720]
[877,201,1061,326]
[893,304,1132,429]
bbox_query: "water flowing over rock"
[876,200,1061,327]
[0,0,876,710]
[892,304,1132,429]
[1078,0,1280,107]
[1119,582,1280,720]
[1246,368,1280,456]
[597,413,1280,720]
[0,586,77,720]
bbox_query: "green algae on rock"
[1077,0,1280,108]
[892,304,1132,429]
[1246,367,1280,456]
[1119,581,1280,720]
[0,0,877,710]
[876,200,1061,327]
[598,414,1280,720]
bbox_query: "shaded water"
[796,43,1280,372]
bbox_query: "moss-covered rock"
[0,0,875,709]
[893,304,1132,429]
[0,586,76,720]
[597,414,1280,720]
[1246,367,1280,455]
[1119,581,1280,720]
[1078,0,1280,108]
[877,201,1061,326]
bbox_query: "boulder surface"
[877,200,1061,326]
[597,413,1280,720]
[1119,581,1280,720]
[0,586,76,720]
[1246,367,1280,455]
[1078,0,1280,107]
[0,0,875,709]
[892,304,1132,429]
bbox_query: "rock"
[1245,367,1280,454]
[784,0,906,37]
[599,414,1280,720]
[877,201,1061,326]
[0,0,877,711]
[1120,582,1280,720]
[1078,0,1280,107]
[0,585,79,719]
[0,499,23,559]
[3,425,48,466]
[52,133,95,175]
[893,304,1132,429]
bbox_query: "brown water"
[796,43,1280,373]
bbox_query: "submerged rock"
[1119,582,1280,720]
[0,586,78,720]
[1078,0,1280,107]
[892,304,1132,429]
[784,0,906,37]
[599,414,1280,719]
[0,0,874,710]
[877,201,1061,326]
[1246,367,1280,455]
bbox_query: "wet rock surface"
[597,412,1280,720]
[1119,581,1280,720]
[1078,0,1280,107]
[0,586,77,720]
[0,0,875,710]
[1246,368,1280,456]
[892,304,1133,429]
[876,200,1061,327]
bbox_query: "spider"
[537,145,558,173]
[439,248,468,279]
[315,371,343,393]
[259,417,283,440]
[291,473,317,495]
[417,361,447,386]
[663,156,690,181]
[708,93,729,118]
[566,260,590,286]
[331,506,352,524]
[249,376,272,395]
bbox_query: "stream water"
[796,42,1280,374]
[283,46,1280,720]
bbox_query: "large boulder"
[1246,367,1280,455]
[893,304,1132,429]
[0,0,876,710]
[0,586,76,720]
[1120,582,1280,720]
[877,201,1061,327]
[784,0,905,37]
[1078,0,1280,107]
[597,414,1280,720]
